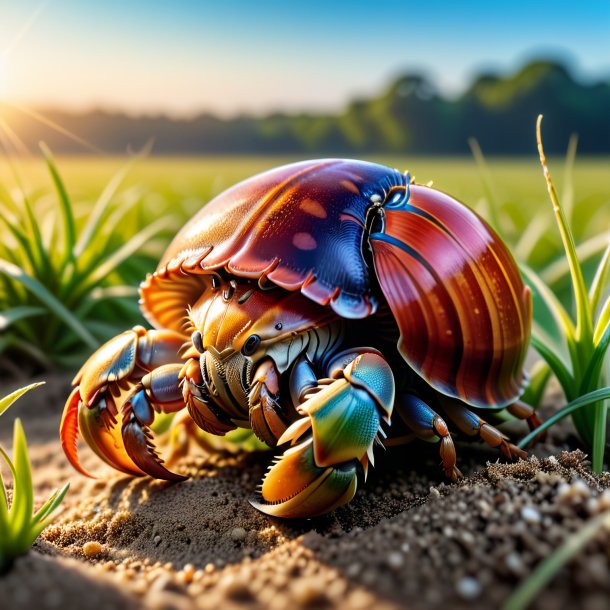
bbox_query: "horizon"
[1,1,610,118]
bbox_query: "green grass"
[0,146,176,370]
[515,118,610,472]
[1,149,608,378]
[0,383,69,573]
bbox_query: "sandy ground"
[1,373,610,610]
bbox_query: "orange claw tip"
[122,421,188,482]
[250,438,358,519]
[59,388,96,479]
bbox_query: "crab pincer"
[251,352,394,518]
[60,326,189,480]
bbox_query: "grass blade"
[592,400,608,472]
[74,217,169,298]
[561,133,578,221]
[530,336,574,398]
[581,323,610,394]
[521,264,575,346]
[541,231,610,288]
[513,212,550,263]
[0,259,97,349]
[468,137,503,235]
[8,419,34,545]
[74,143,152,258]
[32,483,69,525]
[39,143,76,266]
[520,360,552,408]
[0,306,46,331]
[517,387,610,449]
[0,444,16,560]
[590,245,610,318]
[503,508,610,610]
[0,382,45,416]
[594,297,610,344]
[536,115,593,348]
[0,213,39,275]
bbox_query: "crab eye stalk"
[192,330,204,353]
[242,334,261,356]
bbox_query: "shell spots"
[340,180,361,195]
[299,198,327,218]
[292,232,317,251]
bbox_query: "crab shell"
[140,159,531,409]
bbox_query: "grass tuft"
[517,116,610,471]
[0,145,173,370]
[0,383,69,573]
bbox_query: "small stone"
[153,535,162,546]
[180,564,195,584]
[386,551,404,569]
[230,527,247,541]
[290,580,328,607]
[218,574,252,601]
[521,506,541,524]
[456,577,482,600]
[82,541,102,558]
[505,552,525,576]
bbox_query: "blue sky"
[1,0,609,116]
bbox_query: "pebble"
[505,552,525,576]
[180,564,195,584]
[386,552,404,569]
[230,527,247,541]
[521,506,541,524]
[290,580,328,607]
[456,576,482,600]
[218,574,252,601]
[82,541,102,558]
[153,535,162,546]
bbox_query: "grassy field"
[0,153,608,370]
[2,153,608,275]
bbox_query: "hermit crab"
[61,159,537,518]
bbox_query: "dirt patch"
[1,373,610,610]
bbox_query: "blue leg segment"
[395,394,461,481]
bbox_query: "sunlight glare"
[0,57,8,100]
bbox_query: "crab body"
[61,159,536,518]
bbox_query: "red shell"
[371,186,531,408]
[139,159,531,408]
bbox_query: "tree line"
[4,60,610,155]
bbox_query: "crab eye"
[192,330,204,353]
[242,334,260,356]
[384,187,407,208]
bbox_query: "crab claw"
[60,326,189,481]
[250,436,358,518]
[251,352,394,518]
[60,387,146,478]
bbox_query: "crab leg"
[248,358,298,446]
[60,326,187,478]
[251,352,394,518]
[441,400,528,460]
[121,364,188,481]
[394,394,462,481]
[506,400,546,441]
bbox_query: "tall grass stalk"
[517,116,610,471]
